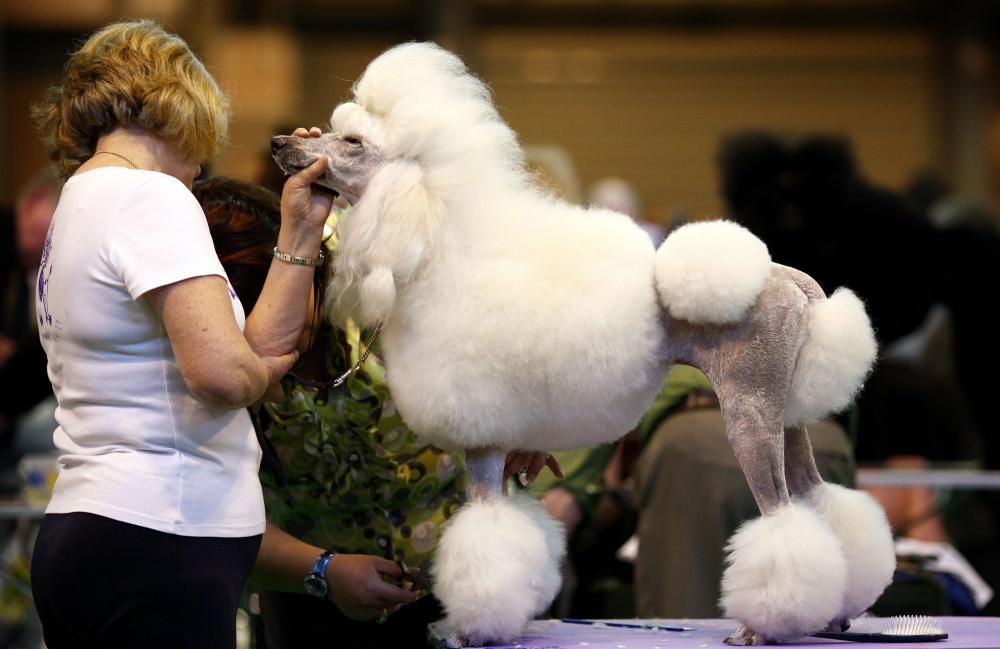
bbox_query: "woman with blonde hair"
[29,19,331,649]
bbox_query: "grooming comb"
[812,615,948,642]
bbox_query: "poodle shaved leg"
[433,447,566,646]
[719,403,847,646]
[783,425,849,632]
[783,424,823,500]
[724,402,790,516]
[722,402,789,646]
[465,447,506,500]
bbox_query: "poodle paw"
[825,617,851,633]
[724,625,770,646]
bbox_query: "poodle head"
[273,42,524,204]
[292,42,527,327]
[270,132,383,204]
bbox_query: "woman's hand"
[326,554,418,621]
[280,127,334,235]
[503,450,564,485]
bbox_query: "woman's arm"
[253,521,418,620]
[146,275,297,410]
[244,128,334,357]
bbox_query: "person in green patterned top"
[196,177,437,647]
[198,177,557,649]
[253,315,468,648]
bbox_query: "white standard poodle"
[272,42,894,646]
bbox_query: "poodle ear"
[330,159,443,327]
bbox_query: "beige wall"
[478,28,938,224]
[208,33,396,184]
[2,23,941,214]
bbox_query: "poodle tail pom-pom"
[432,494,565,645]
[784,288,878,425]
[807,483,896,622]
[721,503,847,642]
[654,220,771,325]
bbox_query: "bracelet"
[273,246,325,266]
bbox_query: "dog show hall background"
[4,0,999,225]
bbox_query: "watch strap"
[305,549,337,597]
[312,549,337,576]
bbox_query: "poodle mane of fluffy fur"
[328,43,532,326]
[327,43,671,452]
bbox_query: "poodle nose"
[271,137,287,155]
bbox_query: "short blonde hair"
[32,19,230,178]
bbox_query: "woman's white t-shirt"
[36,167,265,537]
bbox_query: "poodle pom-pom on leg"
[808,483,895,626]
[433,492,565,646]
[784,287,877,426]
[721,503,848,645]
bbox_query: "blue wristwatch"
[303,549,337,598]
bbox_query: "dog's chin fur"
[432,494,565,645]
[721,503,847,642]
[805,483,896,622]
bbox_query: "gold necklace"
[94,150,138,169]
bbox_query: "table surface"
[429,617,1000,648]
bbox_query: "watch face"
[304,574,328,598]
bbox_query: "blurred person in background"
[0,169,61,482]
[588,176,665,246]
[719,131,1000,615]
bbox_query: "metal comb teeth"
[883,615,945,636]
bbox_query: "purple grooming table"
[429,618,1000,648]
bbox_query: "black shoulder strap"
[249,406,288,488]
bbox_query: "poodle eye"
[344,135,362,146]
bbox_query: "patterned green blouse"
[260,320,467,584]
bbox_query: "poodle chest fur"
[380,198,670,452]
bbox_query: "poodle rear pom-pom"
[721,503,847,644]
[655,220,771,325]
[807,483,895,622]
[432,494,565,645]
[784,288,877,426]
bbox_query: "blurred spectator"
[717,131,1000,464]
[719,130,1000,615]
[905,168,953,220]
[524,144,582,204]
[718,132,939,346]
[907,168,1000,232]
[0,168,61,485]
[589,177,665,245]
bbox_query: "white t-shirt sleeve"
[108,174,226,299]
